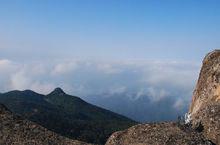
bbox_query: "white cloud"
[0,59,11,68]
[29,82,56,94]
[10,70,31,90]
[173,98,185,110]
[30,64,47,75]
[0,59,19,91]
[131,87,169,102]
[51,61,78,75]
[146,87,169,102]
[0,59,200,107]
[96,63,121,74]
[109,86,127,95]
[0,58,201,121]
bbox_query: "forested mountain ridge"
[0,103,91,145]
[0,88,136,144]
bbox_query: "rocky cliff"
[189,50,220,144]
[189,50,220,115]
[0,104,91,145]
[106,50,220,145]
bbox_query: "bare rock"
[189,50,220,116]
[189,50,220,144]
[106,122,211,145]
[191,103,220,144]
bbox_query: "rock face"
[189,50,220,115]
[189,50,220,144]
[0,104,91,145]
[106,122,212,145]
[106,50,220,145]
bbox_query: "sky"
[0,0,219,121]
[0,0,219,61]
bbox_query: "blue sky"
[0,0,219,121]
[0,0,219,61]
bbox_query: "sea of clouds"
[0,58,201,121]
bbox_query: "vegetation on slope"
[0,88,136,144]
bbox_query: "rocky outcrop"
[106,50,220,145]
[189,50,220,115]
[0,104,91,145]
[189,50,220,144]
[106,122,212,145]
[191,103,220,145]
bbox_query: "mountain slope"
[0,88,136,144]
[0,103,91,145]
[46,88,134,122]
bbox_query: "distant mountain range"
[0,88,136,144]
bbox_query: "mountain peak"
[50,87,66,95]
[203,49,220,63]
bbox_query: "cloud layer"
[0,58,200,121]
